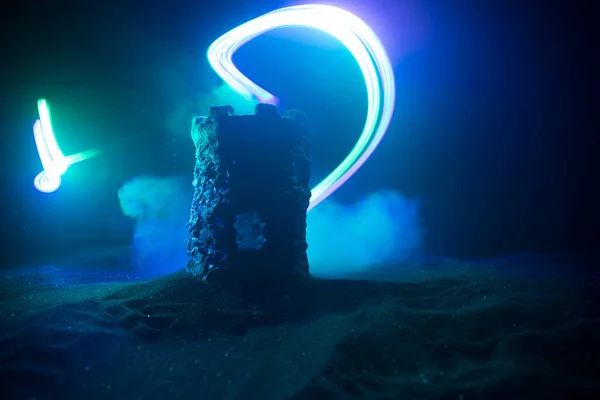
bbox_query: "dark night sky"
[0,0,598,267]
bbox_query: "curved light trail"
[207,4,396,210]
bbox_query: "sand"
[1,255,599,400]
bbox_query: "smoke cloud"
[306,190,423,277]
[118,175,423,278]
[117,176,192,277]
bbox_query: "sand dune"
[1,257,599,399]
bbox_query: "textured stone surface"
[186,104,311,287]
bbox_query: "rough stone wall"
[186,104,311,287]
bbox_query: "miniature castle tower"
[186,104,311,288]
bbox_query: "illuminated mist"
[118,175,423,278]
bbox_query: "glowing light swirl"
[32,99,99,193]
[207,4,396,210]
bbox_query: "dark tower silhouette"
[186,104,311,288]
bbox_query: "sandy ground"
[1,254,599,400]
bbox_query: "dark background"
[0,0,598,268]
